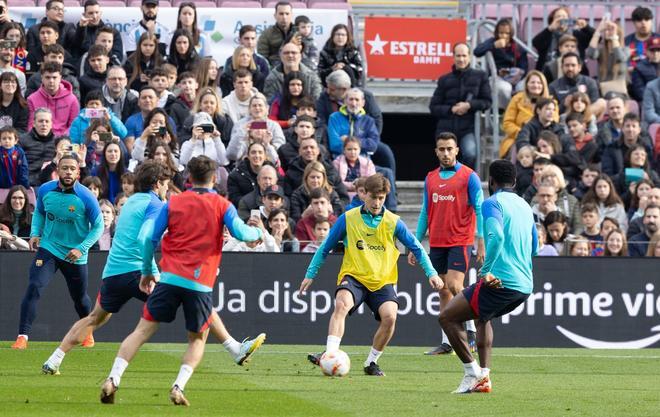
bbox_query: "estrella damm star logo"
[68,205,75,212]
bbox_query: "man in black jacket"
[283,136,348,204]
[71,0,123,67]
[19,108,56,186]
[101,66,138,124]
[78,45,109,100]
[548,52,605,116]
[430,43,491,169]
[168,72,197,138]
[600,113,654,177]
[628,205,660,257]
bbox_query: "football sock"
[441,330,450,345]
[109,357,129,387]
[364,347,382,367]
[222,337,241,359]
[482,367,490,376]
[173,364,194,391]
[47,348,66,367]
[326,335,341,352]
[463,360,481,377]
[18,334,28,341]
[465,320,476,333]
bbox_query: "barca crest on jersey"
[68,205,75,212]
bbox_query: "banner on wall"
[363,16,466,80]
[1,252,660,348]
[9,7,347,64]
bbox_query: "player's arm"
[300,214,347,292]
[409,179,430,266]
[468,172,486,262]
[223,204,263,242]
[394,219,442,289]
[141,202,169,276]
[138,196,165,277]
[531,221,539,257]
[29,187,47,249]
[76,189,104,255]
[480,197,505,277]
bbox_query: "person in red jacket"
[100,156,262,406]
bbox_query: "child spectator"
[515,145,535,195]
[572,165,599,200]
[0,125,28,188]
[120,172,135,197]
[290,162,344,222]
[346,176,367,210]
[564,112,597,165]
[318,23,363,88]
[333,137,376,200]
[294,15,319,71]
[522,157,552,203]
[560,91,597,135]
[603,228,628,256]
[96,198,115,250]
[611,145,660,200]
[82,175,102,199]
[301,217,330,253]
[582,174,629,233]
[580,203,603,255]
[79,45,110,100]
[544,210,569,254]
[0,184,32,237]
[569,237,590,256]
[600,217,620,241]
[535,222,559,256]
[114,192,128,214]
[69,90,127,145]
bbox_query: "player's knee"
[334,299,352,316]
[477,337,492,351]
[379,314,396,329]
[447,282,463,295]
[25,283,44,299]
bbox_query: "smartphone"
[84,108,106,119]
[603,12,611,22]
[157,126,167,136]
[0,39,15,49]
[250,121,267,130]
[201,124,214,133]
[68,144,80,154]
[98,132,113,142]
[250,209,261,219]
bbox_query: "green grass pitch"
[0,343,658,417]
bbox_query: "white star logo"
[367,33,388,55]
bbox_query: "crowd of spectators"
[431,6,660,257]
[0,0,393,254]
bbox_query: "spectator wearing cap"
[124,0,171,58]
[237,164,283,220]
[26,0,75,60]
[257,1,297,67]
[631,37,660,102]
[72,0,123,67]
[624,6,658,70]
[248,184,296,233]
[179,111,228,168]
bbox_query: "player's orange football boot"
[81,333,95,348]
[169,385,190,406]
[471,375,492,393]
[11,335,27,350]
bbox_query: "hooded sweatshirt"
[68,107,128,144]
[27,80,80,136]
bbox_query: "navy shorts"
[429,246,470,275]
[463,279,529,322]
[98,271,148,314]
[142,283,214,333]
[336,275,398,322]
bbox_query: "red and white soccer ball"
[320,350,351,377]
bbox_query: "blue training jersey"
[102,191,163,278]
[31,181,103,264]
[481,189,538,294]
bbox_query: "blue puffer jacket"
[69,107,128,145]
[327,105,379,157]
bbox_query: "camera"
[201,124,214,133]
[0,39,16,49]
[98,132,113,142]
[157,126,167,136]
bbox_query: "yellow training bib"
[338,207,400,291]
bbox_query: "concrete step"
[396,180,424,206]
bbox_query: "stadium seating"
[7,0,352,7]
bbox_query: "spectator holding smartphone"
[131,107,179,163]
[179,111,228,169]
[69,90,127,145]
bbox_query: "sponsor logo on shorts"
[432,193,456,203]
[340,280,348,286]
[35,259,43,267]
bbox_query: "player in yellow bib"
[300,174,443,376]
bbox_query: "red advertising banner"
[363,17,467,80]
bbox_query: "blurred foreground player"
[100,156,263,406]
[42,161,265,375]
[12,155,103,350]
[300,174,443,376]
[439,160,536,394]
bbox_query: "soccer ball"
[320,350,351,377]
